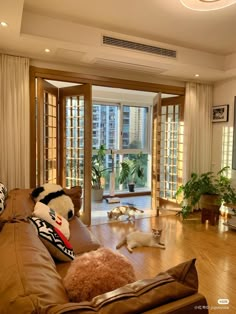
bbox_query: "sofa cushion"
[33,202,70,239]
[29,217,75,262]
[69,216,101,254]
[0,221,69,314]
[47,259,200,314]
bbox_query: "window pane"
[100,153,149,193]
[119,153,148,189]
[43,92,57,184]
[92,103,119,149]
[122,106,148,149]
[65,95,85,188]
[160,103,182,200]
[92,102,150,193]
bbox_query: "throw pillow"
[63,247,136,302]
[0,183,7,215]
[33,202,70,239]
[29,216,75,262]
[63,186,82,216]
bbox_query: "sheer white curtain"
[183,82,213,182]
[0,54,30,190]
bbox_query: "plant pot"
[128,183,135,192]
[92,188,104,201]
[200,194,221,225]
[199,194,220,211]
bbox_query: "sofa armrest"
[46,259,208,314]
[142,293,208,314]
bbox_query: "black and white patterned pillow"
[33,202,70,239]
[0,183,7,215]
[29,217,75,262]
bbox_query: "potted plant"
[91,144,108,201]
[118,152,147,192]
[175,166,236,218]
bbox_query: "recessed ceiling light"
[44,48,51,53]
[0,21,8,27]
[195,74,199,77]
[180,0,236,11]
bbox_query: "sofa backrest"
[1,187,83,221]
[1,188,34,220]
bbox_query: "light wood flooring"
[89,211,236,314]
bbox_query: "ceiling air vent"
[103,35,176,58]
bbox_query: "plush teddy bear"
[0,182,7,215]
[31,183,74,220]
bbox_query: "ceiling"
[1,0,236,83]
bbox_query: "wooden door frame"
[30,66,185,187]
[30,67,185,225]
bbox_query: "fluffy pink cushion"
[63,247,136,302]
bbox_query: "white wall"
[213,78,236,184]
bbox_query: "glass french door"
[37,78,58,185]
[37,80,92,225]
[59,85,92,225]
[152,94,184,214]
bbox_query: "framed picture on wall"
[212,104,229,122]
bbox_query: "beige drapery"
[183,82,213,182]
[0,54,30,190]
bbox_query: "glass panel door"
[151,93,161,215]
[159,96,184,209]
[59,84,92,225]
[37,78,58,185]
[152,95,184,213]
[64,95,84,187]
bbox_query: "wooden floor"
[89,213,236,314]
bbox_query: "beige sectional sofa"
[0,188,208,313]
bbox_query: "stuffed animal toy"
[31,183,74,221]
[0,182,7,215]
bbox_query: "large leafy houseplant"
[91,144,107,190]
[175,166,236,218]
[118,152,147,192]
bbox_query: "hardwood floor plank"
[89,214,236,314]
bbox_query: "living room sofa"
[0,188,208,314]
